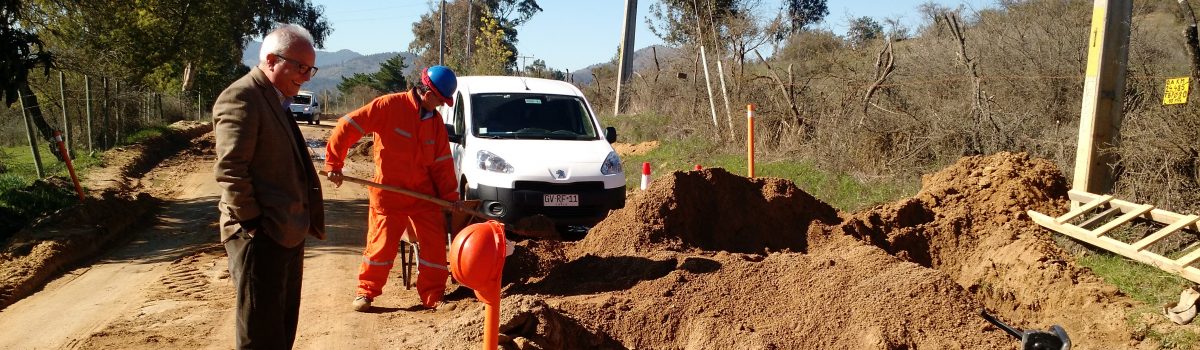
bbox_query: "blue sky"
[310,0,993,71]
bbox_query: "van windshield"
[471,93,599,140]
[292,95,312,105]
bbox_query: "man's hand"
[326,171,344,188]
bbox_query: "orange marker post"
[449,221,508,350]
[53,131,84,201]
[746,104,755,178]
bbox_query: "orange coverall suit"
[324,90,458,307]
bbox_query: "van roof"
[296,91,315,96]
[455,76,583,97]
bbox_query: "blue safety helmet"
[421,65,457,106]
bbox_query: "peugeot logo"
[554,170,566,179]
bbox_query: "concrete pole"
[700,46,718,128]
[613,0,638,115]
[439,0,446,65]
[466,0,473,66]
[1073,0,1132,196]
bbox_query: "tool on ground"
[318,171,559,239]
[449,221,509,350]
[1164,287,1200,325]
[980,309,1071,350]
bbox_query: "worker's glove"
[326,170,344,188]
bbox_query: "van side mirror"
[313,102,320,107]
[446,124,462,144]
[605,126,617,144]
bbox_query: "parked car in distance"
[290,90,321,125]
[439,76,626,236]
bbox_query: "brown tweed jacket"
[213,67,325,247]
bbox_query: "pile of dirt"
[446,152,1149,349]
[838,152,1136,346]
[612,141,659,157]
[574,167,840,257]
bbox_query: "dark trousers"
[225,230,305,350]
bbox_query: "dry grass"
[589,0,1200,216]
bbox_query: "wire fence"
[0,70,209,179]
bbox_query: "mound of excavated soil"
[454,152,1149,349]
[839,152,1137,348]
[575,168,840,257]
[612,141,659,157]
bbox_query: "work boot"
[352,295,372,312]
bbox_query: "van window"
[453,92,466,135]
[471,93,598,140]
[293,95,313,105]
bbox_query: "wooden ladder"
[1029,190,1200,283]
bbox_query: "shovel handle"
[980,309,1023,340]
[319,170,492,222]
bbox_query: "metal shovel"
[980,309,1071,350]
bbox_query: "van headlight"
[477,150,514,173]
[600,151,622,175]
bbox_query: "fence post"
[197,91,202,121]
[114,81,121,144]
[18,91,46,178]
[157,93,163,123]
[85,75,94,152]
[102,77,109,149]
[142,90,148,124]
[59,71,72,152]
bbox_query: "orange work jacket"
[324,89,458,213]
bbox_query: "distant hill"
[571,45,681,86]
[241,40,417,94]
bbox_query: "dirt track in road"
[2,121,1198,349]
[0,123,472,349]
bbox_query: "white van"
[440,76,626,232]
[290,90,322,125]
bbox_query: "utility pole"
[439,0,446,65]
[466,0,473,66]
[614,0,638,115]
[517,55,534,76]
[1073,0,1132,196]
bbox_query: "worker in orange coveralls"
[323,65,463,312]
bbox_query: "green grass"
[0,143,103,222]
[0,123,176,220]
[1079,252,1200,348]
[119,125,174,146]
[1080,253,1192,306]
[617,135,916,212]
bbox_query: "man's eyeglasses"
[274,53,318,78]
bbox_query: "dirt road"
[0,124,477,349]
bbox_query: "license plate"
[543,194,579,207]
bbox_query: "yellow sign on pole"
[1163,77,1190,105]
